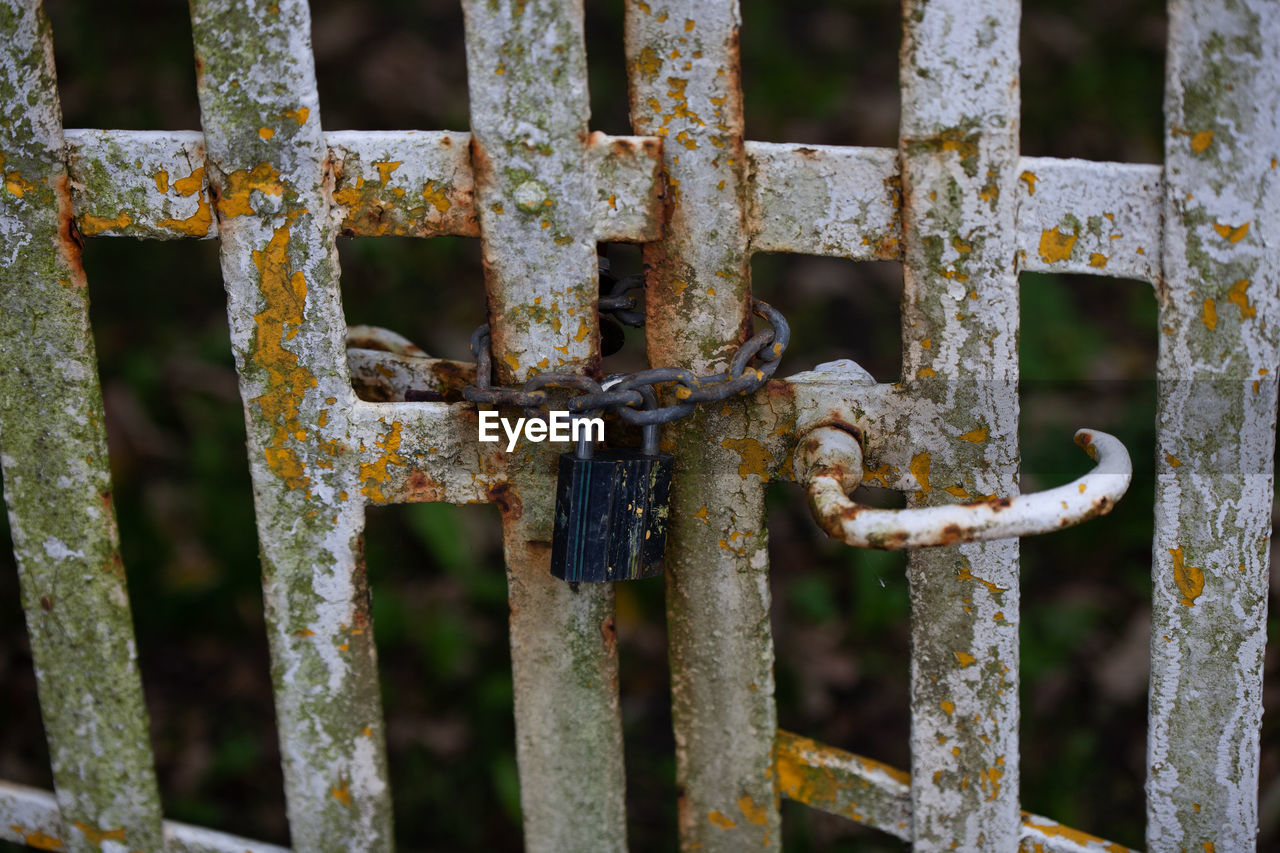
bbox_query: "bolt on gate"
[0,0,1276,851]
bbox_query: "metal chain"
[462,261,789,426]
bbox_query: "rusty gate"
[0,0,1276,851]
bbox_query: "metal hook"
[793,426,1132,550]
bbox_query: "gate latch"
[793,426,1131,550]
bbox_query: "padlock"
[550,418,673,582]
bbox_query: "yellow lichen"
[1038,227,1077,263]
[1227,278,1256,319]
[217,162,284,219]
[1202,298,1218,330]
[359,421,408,503]
[79,210,132,236]
[910,452,931,494]
[1169,547,1205,607]
[250,222,317,491]
[1213,221,1250,243]
[73,824,125,846]
[736,795,769,826]
[1190,130,1214,153]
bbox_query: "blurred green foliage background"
[1,0,1277,851]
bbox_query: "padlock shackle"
[637,386,660,456]
[573,416,595,460]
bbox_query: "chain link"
[462,260,789,426]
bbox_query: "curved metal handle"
[794,427,1132,550]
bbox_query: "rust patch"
[939,523,967,545]
[488,482,523,520]
[402,469,444,502]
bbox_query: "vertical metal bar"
[458,2,626,851]
[897,0,1022,849]
[625,3,780,851]
[188,2,393,849]
[1149,0,1280,848]
[0,3,165,851]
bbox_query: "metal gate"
[0,0,1275,851]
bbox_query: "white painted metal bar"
[1148,0,1280,849]
[1015,158,1162,282]
[625,1,781,849]
[62,130,663,243]
[0,782,290,853]
[458,1,626,851]
[188,1,393,848]
[775,734,1136,851]
[0,4,166,852]
[746,143,901,260]
[64,129,214,238]
[60,126,1164,290]
[898,0,1024,848]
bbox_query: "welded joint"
[794,426,1132,550]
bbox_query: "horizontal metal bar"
[63,129,663,242]
[775,731,911,840]
[349,401,504,506]
[1016,158,1162,282]
[0,782,289,853]
[63,129,1162,287]
[746,142,900,260]
[747,144,1161,285]
[775,735,1134,852]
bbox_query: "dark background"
[1,0,1276,850]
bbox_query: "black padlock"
[550,418,672,582]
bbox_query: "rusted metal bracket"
[794,425,1132,550]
